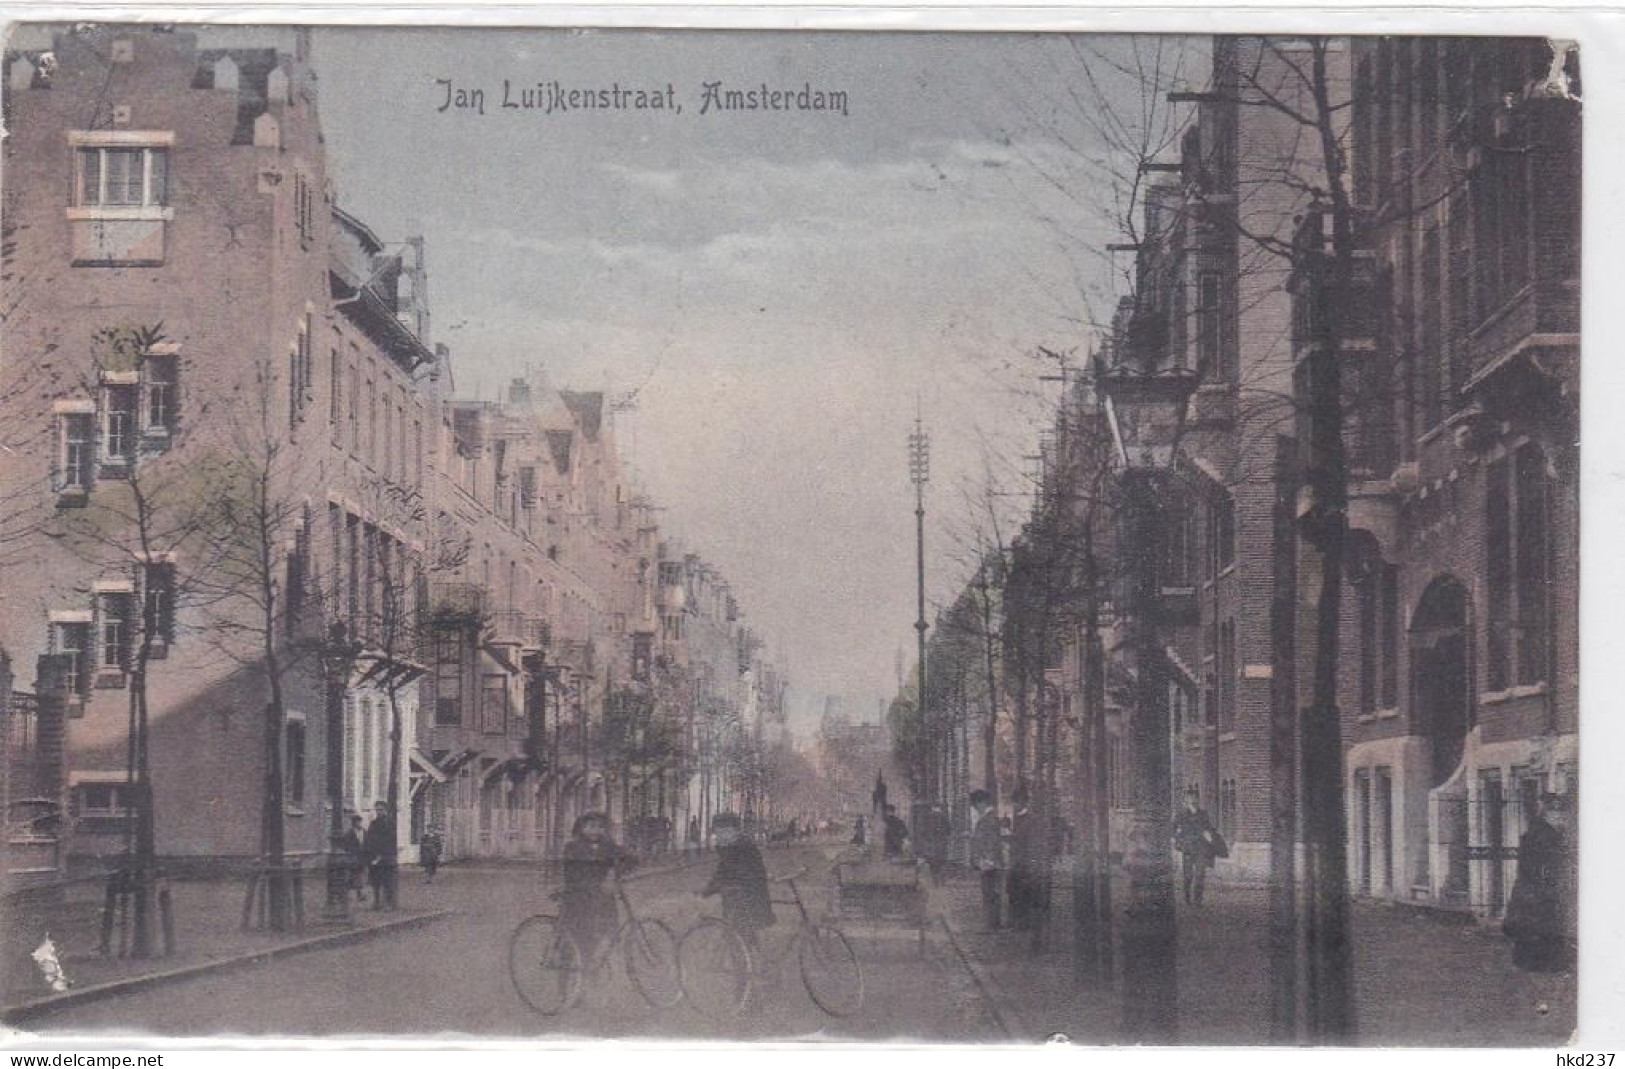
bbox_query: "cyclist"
[561,811,634,964]
[700,812,775,950]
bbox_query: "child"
[700,813,775,950]
[561,812,633,962]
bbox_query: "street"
[14,845,1002,1041]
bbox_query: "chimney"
[508,377,533,410]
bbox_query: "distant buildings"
[923,35,1578,919]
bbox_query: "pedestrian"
[561,812,634,966]
[968,789,1002,931]
[420,824,444,884]
[1503,792,1576,973]
[873,771,889,817]
[883,803,910,859]
[851,814,867,846]
[700,812,775,951]
[1007,787,1044,936]
[341,813,367,903]
[687,815,702,856]
[363,802,398,910]
[1173,789,1224,907]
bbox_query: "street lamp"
[1098,359,1197,1043]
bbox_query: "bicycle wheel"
[798,923,864,1018]
[678,917,753,1019]
[622,917,684,1009]
[509,914,584,1016]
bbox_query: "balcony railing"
[431,582,487,623]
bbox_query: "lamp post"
[908,417,931,805]
[321,621,361,922]
[1099,360,1197,1043]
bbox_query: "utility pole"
[909,415,930,806]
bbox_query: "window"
[1219,619,1236,728]
[76,145,168,208]
[75,780,134,818]
[329,348,344,441]
[289,314,312,429]
[435,631,462,725]
[346,514,361,632]
[1207,494,1236,578]
[348,363,361,455]
[1420,224,1444,429]
[285,717,307,805]
[413,418,424,488]
[51,621,92,698]
[482,674,510,735]
[101,384,138,466]
[98,593,132,672]
[294,172,314,247]
[1487,446,1551,689]
[1195,271,1222,379]
[1379,564,1399,709]
[632,633,652,683]
[1163,502,1195,586]
[142,561,176,646]
[57,411,96,494]
[662,614,684,642]
[144,353,177,435]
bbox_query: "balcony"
[431,581,487,624]
[488,611,550,650]
[1467,279,1579,392]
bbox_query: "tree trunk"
[1269,434,1301,1040]
[1300,40,1358,1042]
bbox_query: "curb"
[937,913,1017,1040]
[3,909,455,1026]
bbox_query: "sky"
[309,28,1202,738]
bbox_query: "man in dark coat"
[1173,789,1222,907]
[700,813,775,949]
[873,772,889,817]
[968,789,1003,930]
[363,802,398,910]
[1504,793,1576,973]
[1007,786,1045,936]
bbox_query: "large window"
[102,385,138,466]
[56,411,96,494]
[144,353,177,435]
[1487,445,1550,690]
[1195,271,1222,379]
[142,561,176,647]
[98,592,132,672]
[1219,618,1237,728]
[482,674,510,735]
[77,145,168,208]
[285,717,307,806]
[51,620,92,698]
[1207,494,1236,578]
[435,632,462,725]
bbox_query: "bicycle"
[678,866,864,1020]
[508,866,683,1016]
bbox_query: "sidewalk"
[2,868,452,1017]
[937,868,1577,1046]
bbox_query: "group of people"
[338,802,443,909]
[963,785,1229,943]
[559,810,775,962]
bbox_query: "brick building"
[0,24,783,874]
[1087,35,1579,913]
